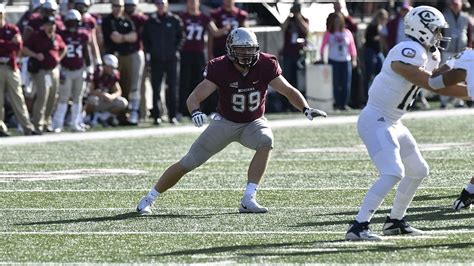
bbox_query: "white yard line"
[0,230,473,235]
[0,186,462,192]
[0,205,451,211]
[2,109,474,146]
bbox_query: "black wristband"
[303,107,309,113]
[191,108,201,115]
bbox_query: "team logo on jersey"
[229,82,238,88]
[418,10,437,23]
[402,48,416,58]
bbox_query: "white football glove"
[191,110,208,127]
[303,107,327,121]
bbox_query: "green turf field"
[1,112,473,263]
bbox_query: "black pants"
[150,58,178,120]
[179,51,206,116]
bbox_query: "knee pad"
[403,152,429,179]
[256,133,274,150]
[372,150,405,178]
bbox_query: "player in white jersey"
[345,6,467,241]
[428,49,474,210]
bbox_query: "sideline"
[1,109,474,146]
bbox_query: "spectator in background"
[330,0,357,35]
[22,16,66,133]
[321,12,357,111]
[143,0,184,125]
[381,4,412,52]
[86,54,128,127]
[0,4,39,137]
[279,0,309,112]
[203,0,247,115]
[363,9,388,103]
[329,0,362,109]
[123,0,147,125]
[178,0,227,118]
[440,0,473,108]
[102,0,140,124]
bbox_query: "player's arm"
[391,61,469,98]
[186,79,218,114]
[270,75,326,119]
[90,28,102,65]
[109,82,122,100]
[208,21,228,37]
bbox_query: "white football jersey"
[446,49,474,98]
[367,40,440,121]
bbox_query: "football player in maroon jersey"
[52,9,91,133]
[137,28,327,215]
[23,0,65,42]
[74,0,103,73]
[178,0,227,118]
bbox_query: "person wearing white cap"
[86,54,128,127]
[0,4,39,136]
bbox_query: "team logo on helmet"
[418,10,437,23]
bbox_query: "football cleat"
[453,189,473,211]
[136,196,154,215]
[382,216,423,236]
[345,221,382,241]
[239,196,268,213]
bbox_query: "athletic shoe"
[128,111,139,125]
[345,220,382,241]
[382,216,423,236]
[136,196,154,215]
[453,188,473,211]
[239,196,268,213]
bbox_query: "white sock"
[244,182,258,199]
[355,175,400,223]
[147,187,160,201]
[465,181,474,194]
[390,176,423,220]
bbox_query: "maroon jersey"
[210,7,247,56]
[26,13,65,33]
[25,31,66,70]
[0,23,22,70]
[93,68,120,93]
[282,17,309,57]
[129,12,148,52]
[59,29,89,70]
[179,12,210,53]
[205,53,281,123]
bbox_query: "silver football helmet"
[404,5,451,50]
[226,27,260,68]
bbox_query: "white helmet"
[74,0,91,6]
[404,6,450,49]
[43,0,58,10]
[32,0,45,10]
[103,54,119,69]
[65,9,81,21]
[124,0,139,5]
[226,27,260,68]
